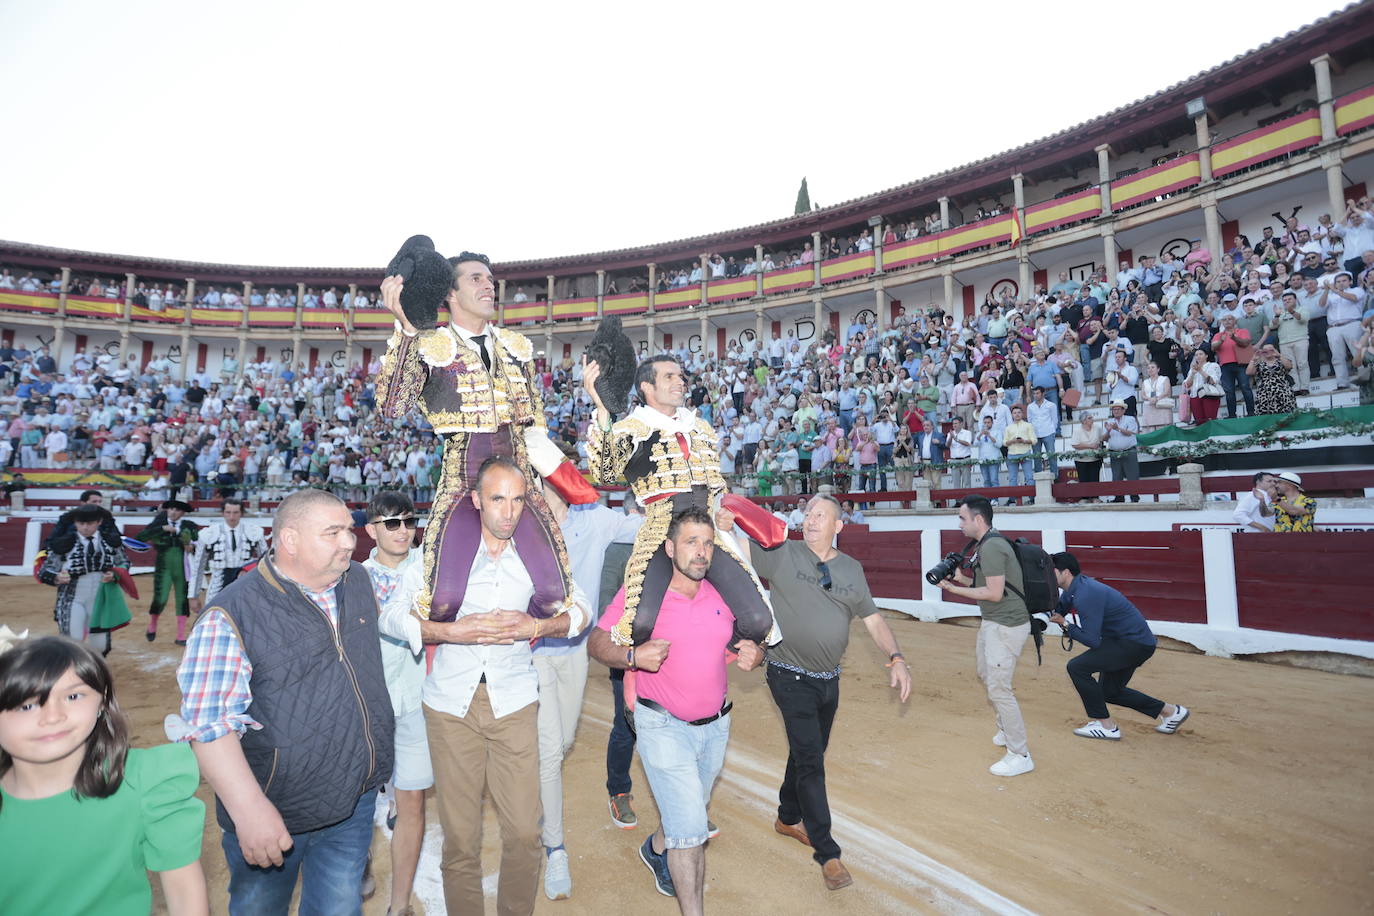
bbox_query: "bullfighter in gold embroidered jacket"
[375,252,595,623]
[583,354,779,647]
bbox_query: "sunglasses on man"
[372,515,418,531]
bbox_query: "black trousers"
[1308,316,1332,378]
[606,670,635,797]
[766,666,842,863]
[1066,638,1165,721]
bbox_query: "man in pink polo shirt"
[589,506,765,915]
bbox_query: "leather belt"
[637,696,732,726]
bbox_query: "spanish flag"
[1010,210,1024,247]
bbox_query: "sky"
[0,0,1349,269]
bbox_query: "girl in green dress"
[0,636,207,915]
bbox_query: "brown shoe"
[821,858,853,891]
[774,817,812,847]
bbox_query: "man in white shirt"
[1233,473,1276,532]
[946,416,974,488]
[1025,387,1060,478]
[189,498,268,608]
[1322,272,1365,389]
[418,456,591,916]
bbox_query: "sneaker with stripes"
[1156,704,1191,734]
[1073,721,1121,740]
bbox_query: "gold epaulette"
[418,328,458,368]
[495,327,533,362]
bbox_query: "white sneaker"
[992,731,1007,747]
[989,752,1035,777]
[1073,721,1121,740]
[1156,704,1191,734]
[544,848,572,900]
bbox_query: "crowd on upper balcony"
[0,269,376,313]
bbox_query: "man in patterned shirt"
[1271,472,1316,532]
[173,487,393,915]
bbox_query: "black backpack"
[995,535,1058,613]
[993,534,1059,665]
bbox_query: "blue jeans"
[633,702,730,848]
[1007,455,1032,488]
[1079,344,1094,381]
[1220,362,1254,419]
[222,789,377,916]
[1031,435,1058,476]
[606,671,636,796]
[838,409,854,434]
[980,460,1001,487]
[876,443,894,490]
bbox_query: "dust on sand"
[6,576,1372,914]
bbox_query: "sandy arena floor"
[4,576,1372,915]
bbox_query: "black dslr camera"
[925,551,967,586]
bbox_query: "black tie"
[471,334,493,374]
[230,530,237,554]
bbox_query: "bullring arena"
[4,3,1374,914]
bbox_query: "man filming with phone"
[934,495,1034,777]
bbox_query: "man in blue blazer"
[913,417,947,490]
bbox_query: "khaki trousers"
[1280,338,1310,390]
[976,620,1031,757]
[425,687,542,916]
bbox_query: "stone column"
[813,294,824,342]
[754,244,765,298]
[235,331,248,380]
[1018,252,1032,302]
[545,275,555,324]
[1095,144,1112,216]
[700,253,710,307]
[123,272,136,321]
[1033,470,1056,506]
[700,312,710,356]
[1013,173,1031,294]
[755,307,764,344]
[1177,462,1204,509]
[1322,148,1346,216]
[544,327,553,366]
[241,281,252,330]
[497,279,507,326]
[1202,197,1223,266]
[345,282,357,338]
[1101,226,1117,278]
[647,263,657,315]
[1312,54,1336,142]
[914,476,932,509]
[294,282,306,330]
[183,279,196,328]
[645,312,655,353]
[812,230,824,285]
[290,331,303,372]
[869,215,884,276]
[596,269,606,318]
[57,267,71,317]
[938,196,950,230]
[52,317,66,364]
[1194,114,1213,183]
[942,267,955,316]
[873,281,887,331]
[179,327,191,382]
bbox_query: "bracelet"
[885,656,908,668]
[627,647,636,670]
[532,620,542,640]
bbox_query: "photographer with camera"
[1048,552,1190,740]
[933,495,1035,777]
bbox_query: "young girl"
[0,636,208,915]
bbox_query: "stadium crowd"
[0,269,371,312]
[2,203,1374,507]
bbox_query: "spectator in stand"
[1270,472,1315,532]
[1322,271,1365,390]
[1246,343,1297,415]
[1212,314,1255,419]
[1103,401,1140,503]
[1070,412,1106,485]
[1233,472,1276,532]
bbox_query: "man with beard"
[589,506,764,913]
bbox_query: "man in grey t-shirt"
[935,494,1034,777]
[718,494,910,893]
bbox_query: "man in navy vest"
[174,487,394,915]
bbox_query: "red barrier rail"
[1234,532,1374,641]
[1065,530,1206,623]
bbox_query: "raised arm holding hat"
[372,239,589,627]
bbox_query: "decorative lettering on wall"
[166,344,182,365]
[731,328,757,350]
[222,347,237,361]
[793,319,815,343]
[853,309,876,326]
[989,279,1019,301]
[34,333,53,350]
[687,334,702,354]
[1069,262,1096,284]
[1159,238,1191,261]
[101,340,121,357]
[330,350,346,367]
[280,347,294,364]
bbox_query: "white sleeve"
[524,425,569,477]
[378,562,425,655]
[562,581,592,638]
